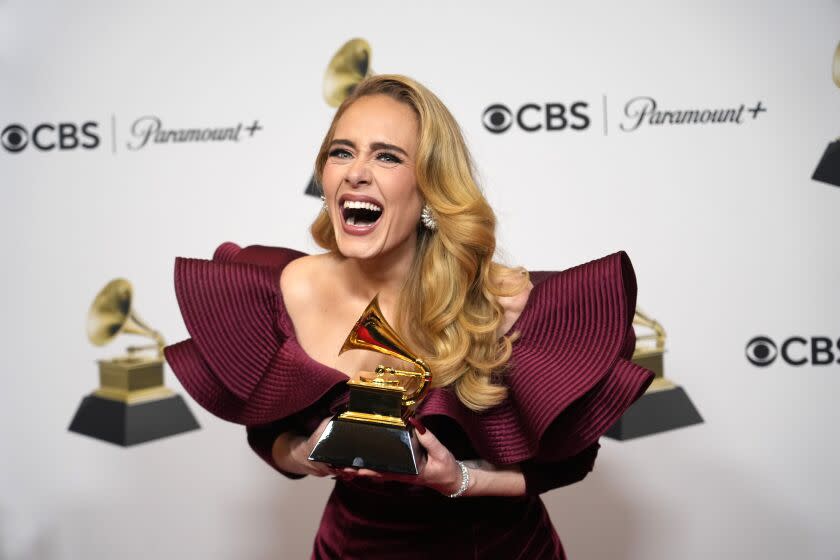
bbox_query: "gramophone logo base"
[68,358,200,446]
[68,393,200,447]
[605,385,703,440]
[813,140,840,187]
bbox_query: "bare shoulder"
[279,253,336,308]
[495,266,533,336]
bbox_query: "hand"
[276,417,335,477]
[342,419,467,496]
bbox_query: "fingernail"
[409,417,426,434]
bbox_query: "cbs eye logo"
[1,122,100,153]
[1,124,29,153]
[745,336,777,366]
[482,102,590,134]
[483,105,514,133]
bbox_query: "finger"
[382,472,420,484]
[353,469,421,485]
[354,468,384,478]
[309,462,334,477]
[415,425,448,457]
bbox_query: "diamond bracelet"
[448,460,470,498]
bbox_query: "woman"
[166,75,653,559]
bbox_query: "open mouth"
[341,199,383,227]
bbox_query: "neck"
[339,239,418,311]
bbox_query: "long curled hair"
[310,74,528,412]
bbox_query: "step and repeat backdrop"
[2,1,838,559]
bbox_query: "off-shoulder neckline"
[267,252,356,381]
[265,248,546,375]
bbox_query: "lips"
[338,195,383,233]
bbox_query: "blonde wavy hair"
[310,74,529,412]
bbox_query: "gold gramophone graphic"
[605,308,703,440]
[309,296,431,474]
[68,278,199,446]
[812,41,840,187]
[305,38,373,196]
[632,308,670,385]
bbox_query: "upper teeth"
[343,200,382,212]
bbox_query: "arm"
[441,441,599,497]
[460,458,526,497]
[349,422,598,497]
[270,423,333,477]
[520,443,600,495]
[247,416,334,478]
[348,422,526,497]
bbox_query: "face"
[321,94,423,263]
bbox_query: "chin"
[333,232,385,260]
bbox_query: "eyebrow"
[330,138,409,157]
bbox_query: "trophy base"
[68,393,200,446]
[604,385,702,440]
[812,140,840,187]
[308,415,424,474]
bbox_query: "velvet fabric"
[165,242,653,559]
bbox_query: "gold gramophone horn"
[323,38,372,107]
[87,278,165,357]
[340,295,431,411]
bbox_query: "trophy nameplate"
[308,296,431,474]
[605,308,703,440]
[68,278,199,446]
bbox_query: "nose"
[344,156,372,187]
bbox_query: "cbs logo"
[745,335,840,367]
[1,122,100,153]
[482,102,590,134]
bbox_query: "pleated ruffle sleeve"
[416,251,654,467]
[163,243,349,426]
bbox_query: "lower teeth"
[346,216,377,226]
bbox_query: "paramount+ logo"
[745,335,840,367]
[1,121,100,153]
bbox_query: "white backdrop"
[2,1,839,558]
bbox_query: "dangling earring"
[320,194,328,213]
[420,204,437,231]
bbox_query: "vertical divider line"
[602,95,608,136]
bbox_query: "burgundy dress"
[164,242,653,560]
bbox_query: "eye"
[745,336,777,367]
[482,104,512,133]
[328,148,352,159]
[376,152,402,164]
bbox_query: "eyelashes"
[327,148,402,165]
[328,148,351,159]
[376,152,402,164]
